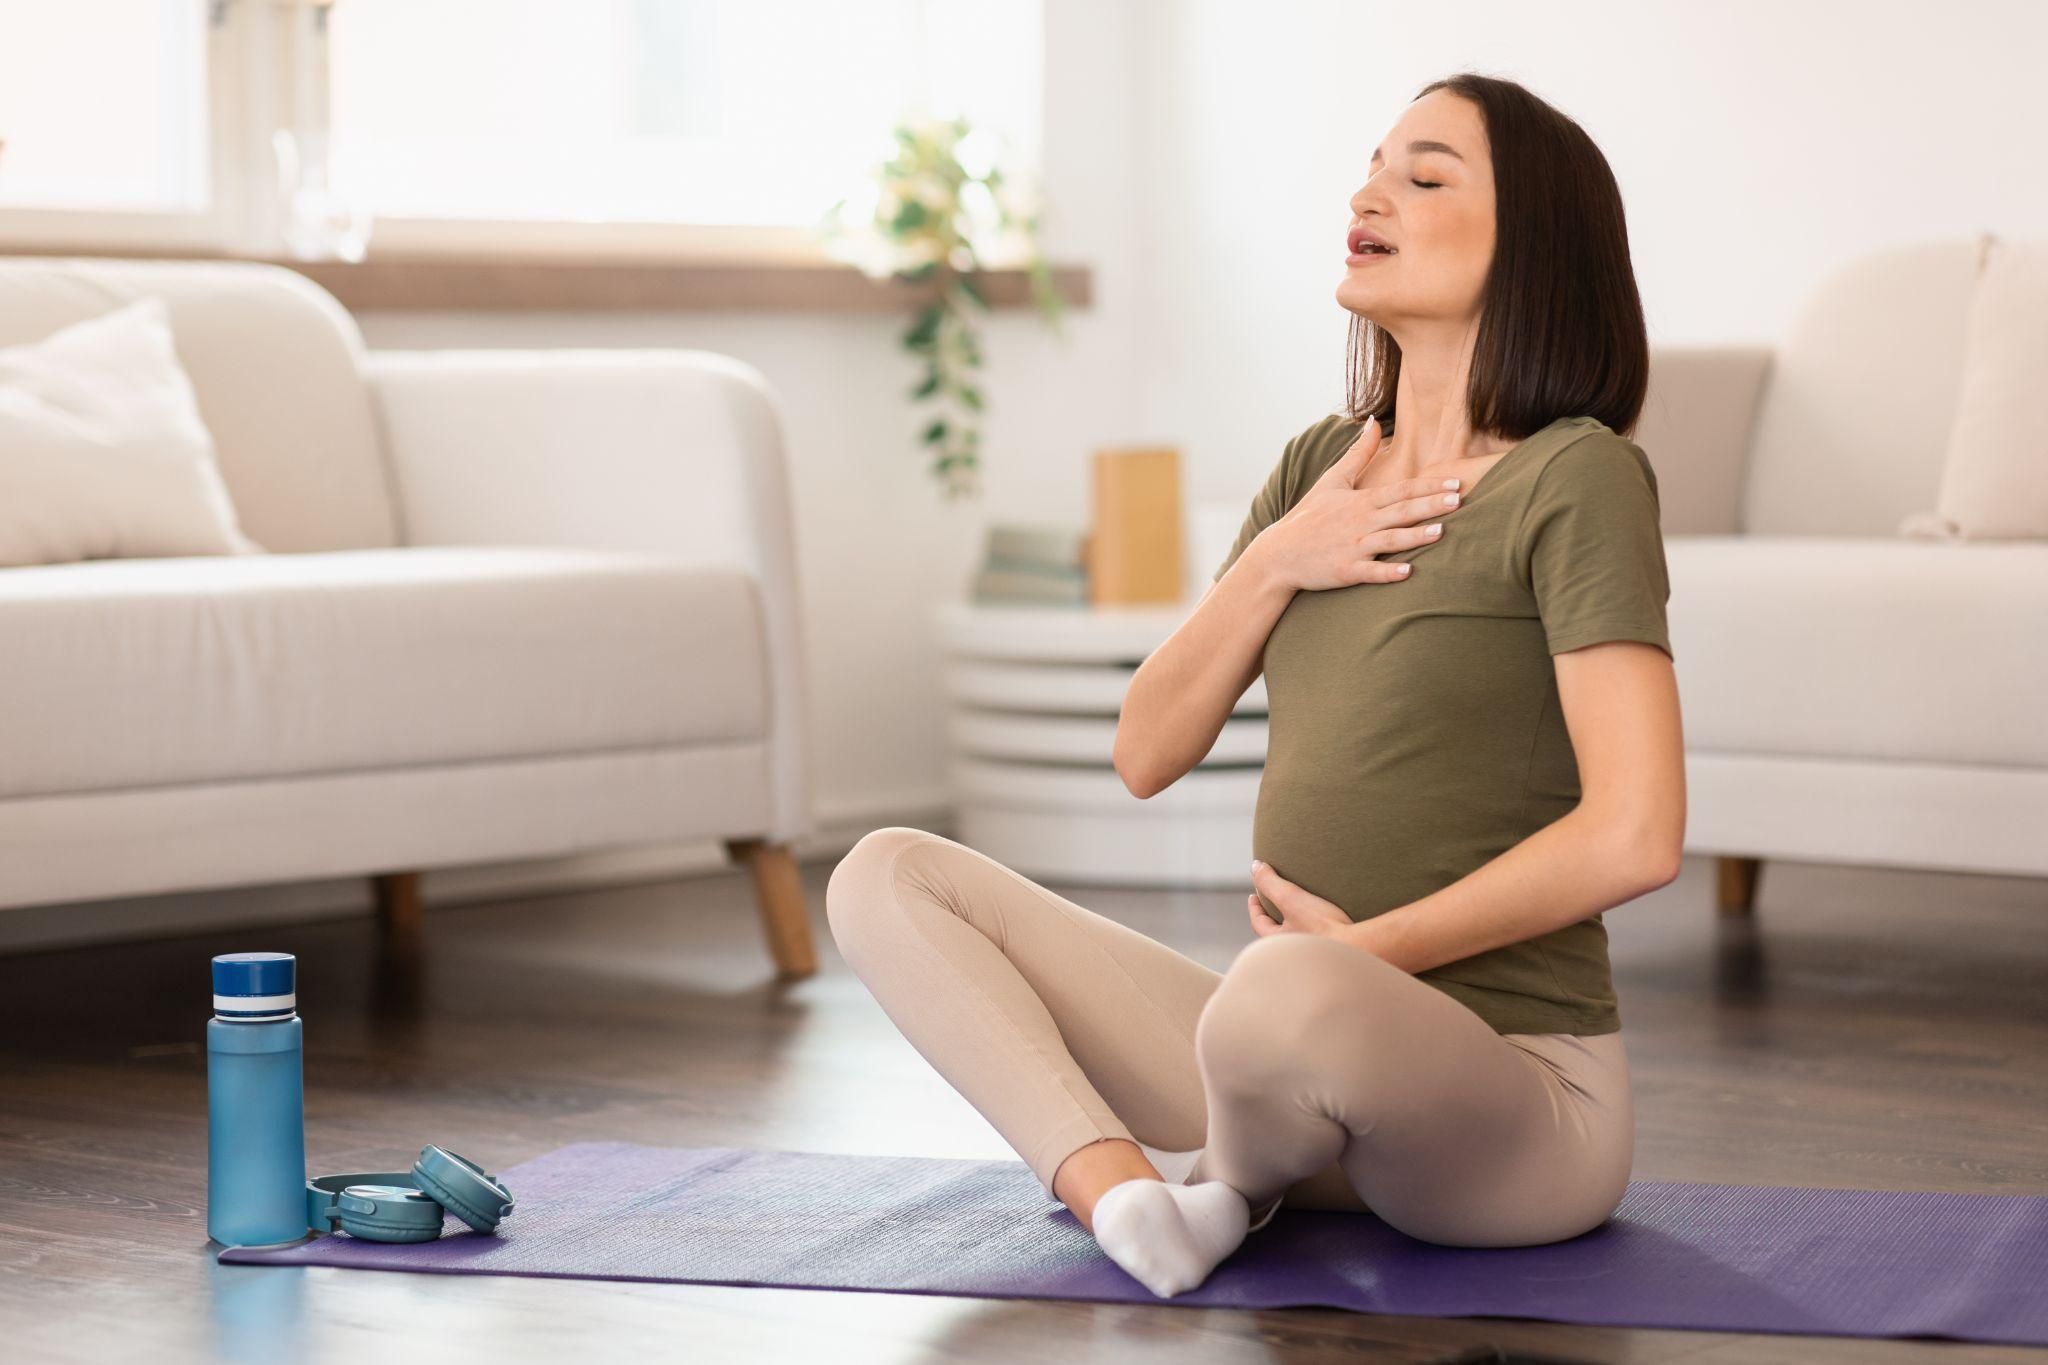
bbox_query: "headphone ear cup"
[412,1145,515,1234]
[332,1184,446,1243]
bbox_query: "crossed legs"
[824,827,1632,1258]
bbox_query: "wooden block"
[1088,444,1184,605]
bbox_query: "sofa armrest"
[360,348,813,844]
[1638,344,1776,535]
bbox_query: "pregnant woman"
[826,71,1684,1298]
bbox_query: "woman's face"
[1336,89,1496,334]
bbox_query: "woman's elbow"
[1644,843,1684,889]
[1118,764,1163,800]
[1587,809,1683,893]
[1111,735,1167,799]
[1632,828,1685,891]
[1113,708,1194,798]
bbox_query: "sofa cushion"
[1900,234,2048,540]
[1668,535,2048,768]
[0,257,396,554]
[1739,236,1984,537]
[0,547,768,799]
[0,297,262,567]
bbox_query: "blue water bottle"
[207,951,309,1248]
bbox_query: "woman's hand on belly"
[1255,421,1466,593]
[1247,859,1357,938]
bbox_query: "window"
[0,0,1044,261]
[329,0,1041,241]
[0,0,209,212]
[0,0,234,248]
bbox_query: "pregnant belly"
[1251,766,1518,925]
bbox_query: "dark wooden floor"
[2,849,2044,1364]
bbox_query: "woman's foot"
[1089,1177,1251,1298]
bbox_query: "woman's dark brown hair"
[1345,72,1649,441]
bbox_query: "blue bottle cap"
[212,951,296,1021]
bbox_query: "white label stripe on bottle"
[214,992,295,1012]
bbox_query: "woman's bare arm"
[1113,429,1465,799]
[1112,542,1294,799]
[1339,640,1684,972]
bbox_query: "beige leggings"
[825,826,1636,1246]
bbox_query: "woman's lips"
[1346,250,1396,265]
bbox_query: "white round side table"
[935,600,1266,887]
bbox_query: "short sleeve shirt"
[1212,412,1673,1035]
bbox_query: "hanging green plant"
[820,113,1066,498]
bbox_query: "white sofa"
[0,256,819,975]
[1629,233,2046,910]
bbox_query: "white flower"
[953,127,998,181]
[992,171,1042,225]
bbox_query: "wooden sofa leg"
[723,838,817,980]
[372,872,424,948]
[1715,856,1761,918]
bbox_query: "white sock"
[1089,1177,1251,1298]
[1165,1146,1281,1232]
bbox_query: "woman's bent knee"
[824,826,939,939]
[1199,935,1378,1060]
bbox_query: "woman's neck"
[1383,363,1511,472]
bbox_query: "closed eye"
[1412,179,1442,189]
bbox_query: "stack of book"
[969,522,1090,605]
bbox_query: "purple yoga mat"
[218,1141,2048,1345]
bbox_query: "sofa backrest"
[0,256,398,552]
[1740,235,1989,537]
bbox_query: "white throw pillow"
[1899,235,2048,540]
[0,295,262,567]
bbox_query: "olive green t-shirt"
[1213,412,1674,1036]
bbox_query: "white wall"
[11,0,2042,949]
[1144,0,2048,516]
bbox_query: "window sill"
[0,241,1093,313]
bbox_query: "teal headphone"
[305,1145,514,1243]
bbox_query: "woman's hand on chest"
[1255,420,1467,593]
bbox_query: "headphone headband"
[305,1146,515,1244]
